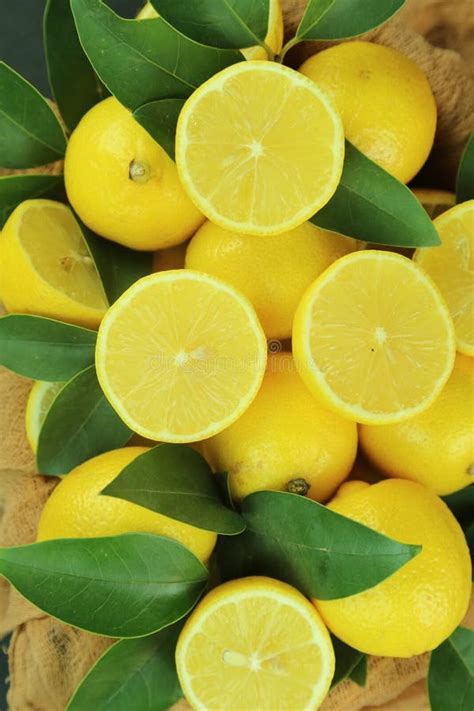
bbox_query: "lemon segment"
[25,381,64,454]
[96,270,267,442]
[176,62,344,236]
[176,577,335,711]
[293,250,456,424]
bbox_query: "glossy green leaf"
[37,365,132,475]
[311,141,440,247]
[70,0,243,110]
[217,491,421,599]
[296,0,405,41]
[428,626,474,711]
[133,99,185,160]
[150,0,269,49]
[331,637,366,688]
[0,534,208,637]
[456,133,474,203]
[67,622,183,710]
[0,314,96,381]
[0,173,65,228]
[349,655,368,687]
[215,471,236,511]
[102,444,245,535]
[0,62,66,168]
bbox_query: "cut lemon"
[412,188,456,220]
[176,62,344,236]
[176,577,335,711]
[0,200,108,329]
[414,200,474,356]
[293,251,456,424]
[96,270,267,442]
[25,380,64,453]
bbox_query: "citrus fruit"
[25,380,64,453]
[64,97,204,250]
[204,353,357,502]
[414,199,474,356]
[360,354,474,495]
[412,187,456,219]
[153,243,187,272]
[314,479,472,657]
[293,250,456,424]
[36,447,216,562]
[185,220,356,339]
[299,41,437,183]
[176,576,335,711]
[176,61,344,236]
[96,270,267,442]
[0,200,108,329]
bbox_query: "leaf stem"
[277,36,301,63]
[261,40,275,61]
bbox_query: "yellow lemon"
[185,220,357,339]
[412,187,456,219]
[25,380,64,454]
[204,353,357,502]
[96,270,267,442]
[176,61,344,236]
[153,242,187,272]
[36,447,216,562]
[0,200,107,329]
[314,479,472,657]
[64,97,204,251]
[360,354,474,495]
[299,41,437,183]
[293,250,456,424]
[176,576,335,711]
[414,200,474,356]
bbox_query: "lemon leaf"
[0,314,96,381]
[217,490,421,599]
[102,444,245,535]
[456,133,474,203]
[37,365,132,475]
[70,0,243,111]
[428,627,474,711]
[0,173,65,228]
[0,534,208,638]
[296,0,405,41]
[215,472,236,511]
[348,654,368,687]
[0,62,67,169]
[133,99,185,160]
[331,637,366,688]
[311,141,441,247]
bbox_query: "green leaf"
[311,141,440,247]
[331,637,366,688]
[215,471,236,511]
[456,133,474,203]
[349,655,368,687]
[216,491,421,599]
[37,365,132,475]
[102,444,245,535]
[0,173,65,228]
[443,486,474,531]
[296,0,405,41]
[67,622,183,710]
[0,314,96,381]
[0,62,66,169]
[133,99,185,160]
[0,533,208,637]
[150,0,269,49]
[70,0,243,110]
[428,627,474,711]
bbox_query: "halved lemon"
[293,251,456,424]
[0,200,108,329]
[414,199,474,356]
[96,270,267,442]
[25,380,64,453]
[176,577,335,711]
[412,188,456,220]
[176,62,344,236]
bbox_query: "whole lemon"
[185,220,356,339]
[64,97,204,250]
[299,41,437,183]
[37,447,216,562]
[314,479,471,657]
[360,354,474,495]
[204,353,357,502]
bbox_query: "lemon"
[176,61,344,236]
[176,576,335,711]
[412,188,456,219]
[414,200,474,356]
[153,242,187,272]
[96,270,267,442]
[185,220,356,339]
[0,200,108,329]
[360,354,474,495]
[204,353,357,502]
[25,381,64,454]
[64,97,204,251]
[315,479,472,657]
[299,41,437,184]
[36,447,216,562]
[293,250,456,425]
